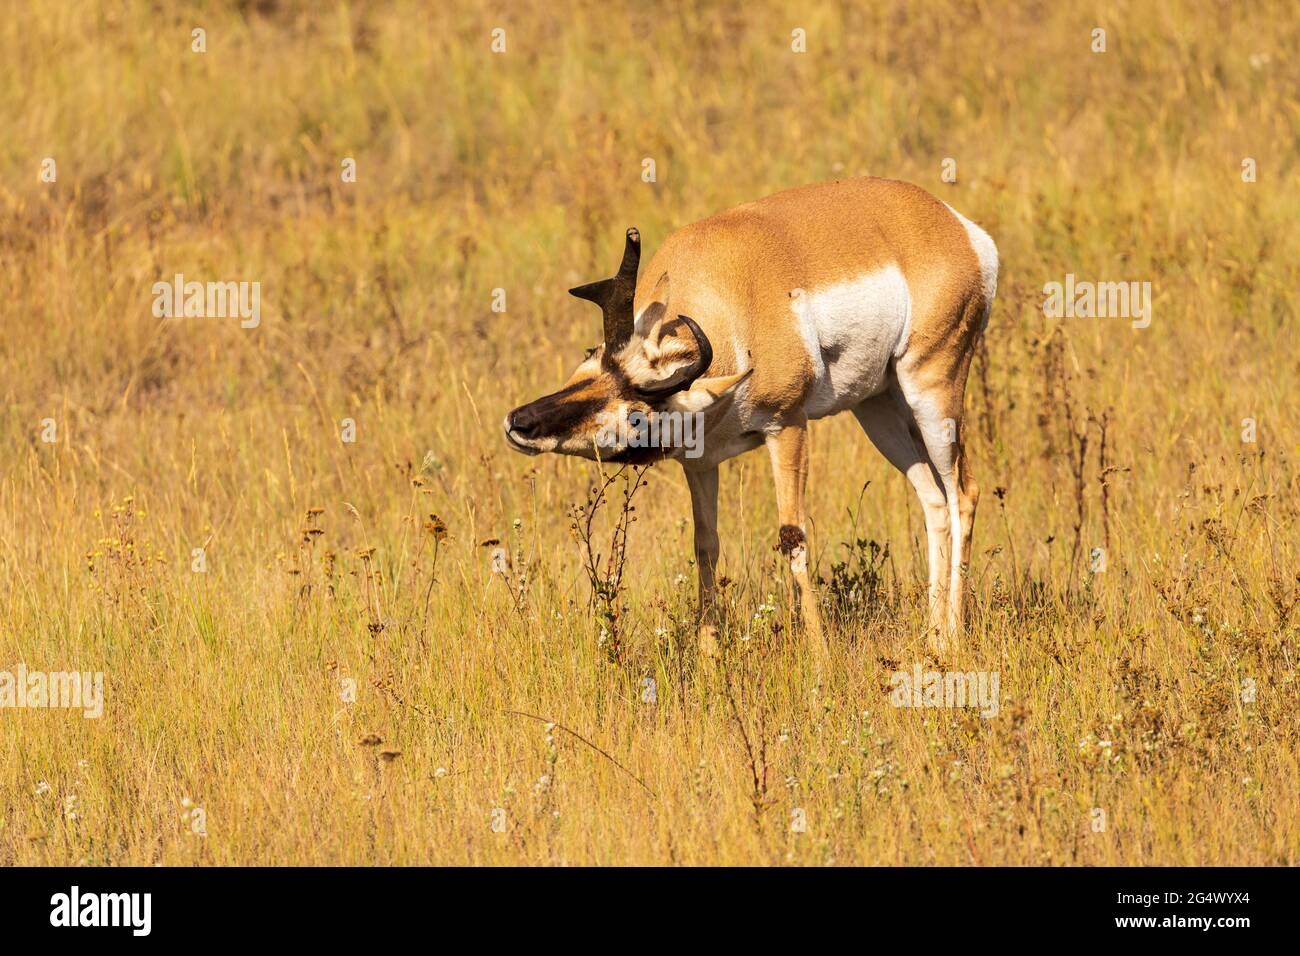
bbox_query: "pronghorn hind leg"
[764,419,828,660]
[954,447,980,628]
[903,407,961,649]
[684,464,722,658]
[852,391,951,640]
[897,346,979,651]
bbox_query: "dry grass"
[1,0,1298,865]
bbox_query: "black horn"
[569,227,641,350]
[633,315,714,399]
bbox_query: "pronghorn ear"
[658,368,753,414]
[633,273,670,337]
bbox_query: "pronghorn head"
[504,227,751,463]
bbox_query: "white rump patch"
[791,265,913,419]
[943,202,999,325]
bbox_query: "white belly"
[792,265,912,418]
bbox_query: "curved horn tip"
[626,227,640,246]
[676,314,713,370]
[630,315,714,398]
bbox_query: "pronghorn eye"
[583,346,598,360]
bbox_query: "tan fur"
[635,177,988,414]
[623,178,994,651]
[508,177,996,653]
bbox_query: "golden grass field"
[2,0,1298,865]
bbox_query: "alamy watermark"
[0,665,103,718]
[50,886,150,936]
[889,664,999,718]
[1043,273,1151,329]
[152,273,260,328]
[595,409,704,459]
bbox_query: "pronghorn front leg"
[765,420,827,658]
[685,465,722,657]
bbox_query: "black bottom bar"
[0,866,1279,942]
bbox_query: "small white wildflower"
[434,767,448,778]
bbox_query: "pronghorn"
[505,177,997,656]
